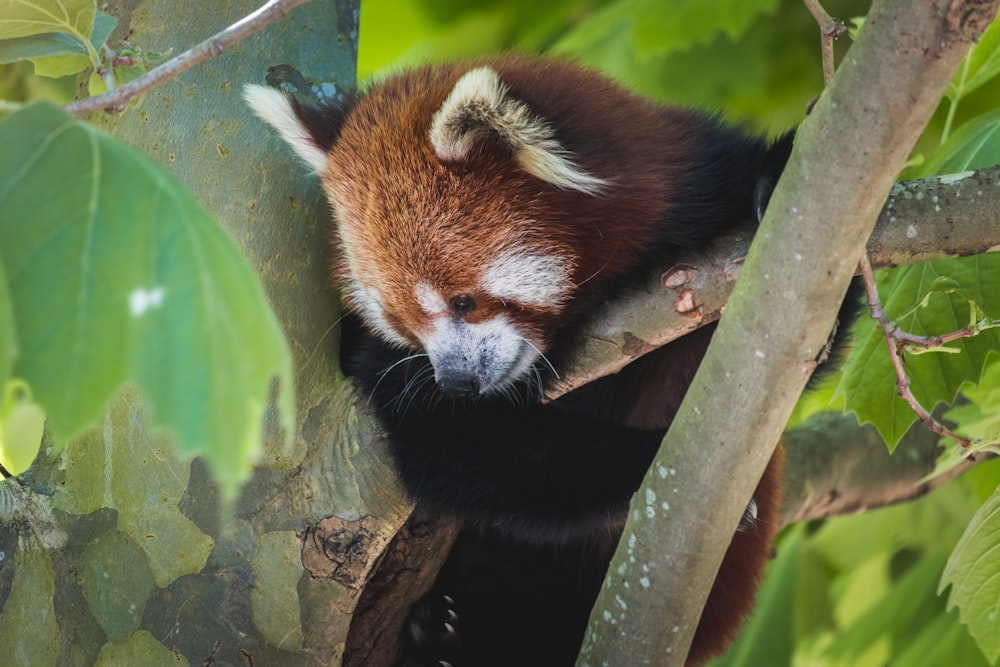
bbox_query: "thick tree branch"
[780,410,981,526]
[577,1,999,665]
[547,164,1000,402]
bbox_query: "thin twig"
[858,254,974,447]
[64,0,314,116]
[802,0,846,85]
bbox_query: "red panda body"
[247,55,793,666]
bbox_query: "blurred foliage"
[362,0,864,131]
[714,458,1000,667]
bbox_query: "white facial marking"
[481,249,570,307]
[347,280,408,347]
[415,281,447,314]
[429,67,606,194]
[243,84,328,173]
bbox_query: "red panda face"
[323,70,584,396]
[245,59,675,397]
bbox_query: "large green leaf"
[0,258,14,397]
[0,0,95,39]
[918,109,1000,176]
[940,488,1000,663]
[0,1,111,76]
[0,101,294,494]
[947,16,1000,101]
[838,257,1000,446]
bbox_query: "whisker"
[369,352,430,405]
[519,337,559,380]
[393,365,435,415]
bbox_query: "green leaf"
[947,16,1000,101]
[917,109,1000,176]
[23,9,115,77]
[0,383,45,475]
[0,257,14,397]
[940,488,1000,663]
[824,552,949,661]
[0,102,294,495]
[710,526,803,666]
[0,0,106,76]
[0,27,90,63]
[891,608,992,667]
[553,0,779,61]
[0,0,95,39]
[0,10,113,62]
[945,356,1000,445]
[838,255,1000,446]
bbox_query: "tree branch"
[64,0,313,116]
[577,1,999,665]
[780,410,982,526]
[801,0,846,85]
[546,164,1000,402]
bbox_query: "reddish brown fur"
[321,56,716,348]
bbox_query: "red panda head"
[246,57,683,397]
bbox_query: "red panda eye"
[450,294,476,317]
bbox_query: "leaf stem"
[857,254,974,448]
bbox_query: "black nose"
[436,373,481,399]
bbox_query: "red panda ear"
[429,67,606,195]
[244,84,350,173]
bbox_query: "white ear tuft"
[243,84,329,173]
[429,67,606,195]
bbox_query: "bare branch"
[64,0,313,116]
[780,410,986,526]
[802,0,846,84]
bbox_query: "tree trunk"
[3,2,410,665]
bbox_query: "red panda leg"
[686,446,784,666]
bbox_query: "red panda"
[246,55,797,666]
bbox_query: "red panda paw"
[402,593,463,667]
